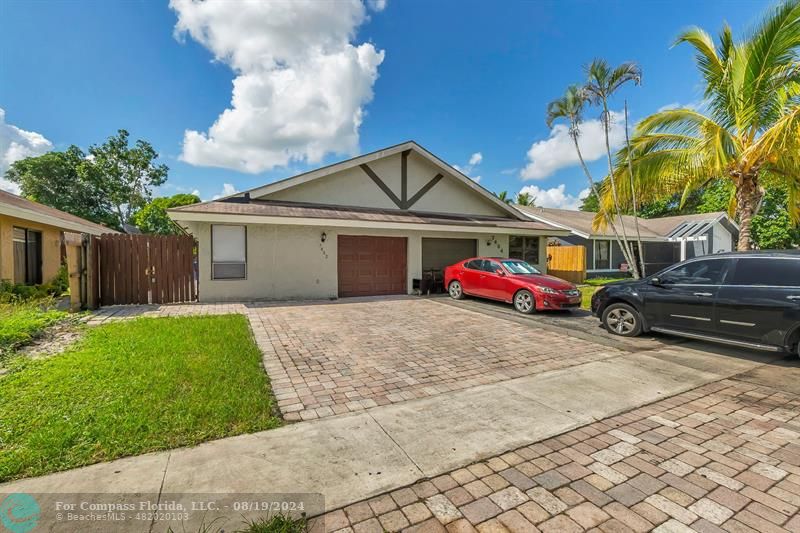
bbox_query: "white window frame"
[211,224,247,280]
[593,239,611,270]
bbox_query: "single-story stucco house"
[169,141,570,302]
[514,205,739,277]
[0,190,114,285]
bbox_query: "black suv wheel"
[602,303,643,337]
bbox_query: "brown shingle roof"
[515,205,662,238]
[514,205,730,239]
[0,190,117,235]
[170,199,564,232]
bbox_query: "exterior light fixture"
[321,232,327,243]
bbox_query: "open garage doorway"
[421,237,477,273]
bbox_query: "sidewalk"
[0,342,780,532]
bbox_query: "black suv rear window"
[729,258,800,287]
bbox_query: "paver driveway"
[250,298,624,421]
[309,374,800,533]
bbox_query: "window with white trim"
[211,225,246,280]
[594,240,611,270]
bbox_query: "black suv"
[591,252,800,356]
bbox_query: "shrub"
[0,264,69,303]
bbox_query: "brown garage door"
[338,235,407,297]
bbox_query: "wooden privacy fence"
[546,245,586,284]
[93,234,196,306]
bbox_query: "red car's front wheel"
[513,289,536,314]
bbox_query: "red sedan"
[444,257,582,313]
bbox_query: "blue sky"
[0,0,768,209]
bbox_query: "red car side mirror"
[495,269,506,276]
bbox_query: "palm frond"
[744,104,800,171]
[674,27,725,94]
[741,0,800,135]
[636,108,740,157]
[545,85,587,129]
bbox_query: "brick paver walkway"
[248,299,624,421]
[308,377,800,533]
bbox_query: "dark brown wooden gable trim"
[406,173,443,209]
[359,163,403,208]
[360,153,445,210]
[401,149,410,205]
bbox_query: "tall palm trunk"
[570,135,630,267]
[734,171,762,250]
[600,103,640,278]
[624,101,646,276]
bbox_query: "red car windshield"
[501,260,541,275]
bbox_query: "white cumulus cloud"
[367,0,387,11]
[212,183,239,200]
[517,184,590,211]
[657,100,701,113]
[170,0,385,174]
[0,108,53,194]
[453,151,483,182]
[521,111,625,180]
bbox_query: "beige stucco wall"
[187,221,531,302]
[262,152,507,217]
[0,214,63,283]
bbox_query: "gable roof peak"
[218,141,526,220]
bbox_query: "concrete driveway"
[249,298,626,421]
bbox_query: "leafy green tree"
[579,188,600,212]
[132,194,201,234]
[600,0,800,250]
[88,130,168,227]
[4,129,169,230]
[752,186,800,249]
[696,180,735,214]
[4,146,117,228]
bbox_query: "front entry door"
[645,258,732,333]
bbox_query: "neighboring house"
[0,190,114,285]
[169,141,570,302]
[515,206,739,277]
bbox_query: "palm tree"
[496,190,512,204]
[546,85,638,277]
[597,0,800,250]
[584,59,644,278]
[516,191,535,206]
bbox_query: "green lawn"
[0,314,280,482]
[579,286,597,310]
[578,278,625,309]
[0,300,68,354]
